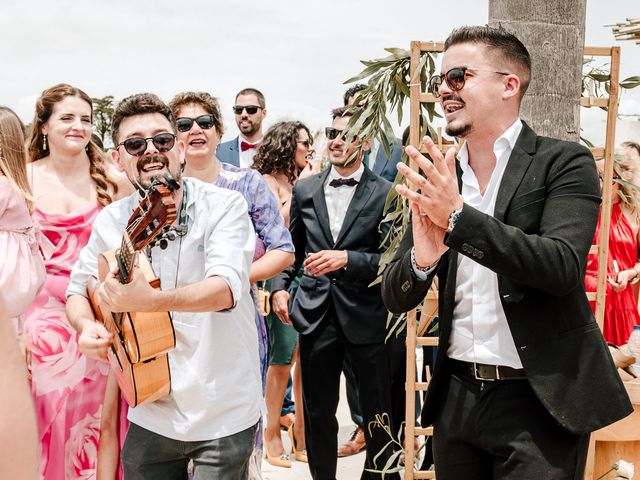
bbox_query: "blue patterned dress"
[214,162,293,475]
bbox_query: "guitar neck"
[116,232,137,284]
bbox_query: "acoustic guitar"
[88,180,177,407]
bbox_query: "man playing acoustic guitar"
[66,93,261,479]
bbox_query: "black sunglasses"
[117,133,176,156]
[232,105,261,115]
[297,139,313,149]
[176,115,216,133]
[325,127,347,141]
[430,67,510,98]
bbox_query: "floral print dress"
[24,203,110,480]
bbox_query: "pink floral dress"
[24,203,110,480]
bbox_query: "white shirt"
[448,118,523,368]
[237,135,261,169]
[67,177,262,441]
[323,163,365,242]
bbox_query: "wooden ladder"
[402,42,621,480]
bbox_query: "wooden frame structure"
[402,41,621,480]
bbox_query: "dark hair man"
[382,25,632,479]
[271,107,398,479]
[217,87,267,168]
[66,93,261,479]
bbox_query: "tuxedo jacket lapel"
[494,122,537,222]
[311,169,334,246]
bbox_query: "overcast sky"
[1,0,638,146]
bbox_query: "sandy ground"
[261,350,426,480]
[261,374,367,480]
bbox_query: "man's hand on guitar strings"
[78,321,112,360]
[101,265,159,313]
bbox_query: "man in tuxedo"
[382,26,632,480]
[271,106,397,480]
[216,87,266,167]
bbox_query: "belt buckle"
[473,362,498,381]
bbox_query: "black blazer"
[272,165,392,344]
[382,122,632,434]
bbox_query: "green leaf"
[620,76,640,89]
[410,53,428,82]
[384,47,410,58]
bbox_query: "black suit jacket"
[272,165,392,344]
[382,122,632,434]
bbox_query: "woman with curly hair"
[253,121,316,467]
[585,153,640,345]
[24,83,130,479]
[253,121,316,225]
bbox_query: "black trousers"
[299,311,399,480]
[432,369,590,480]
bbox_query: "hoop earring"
[42,134,48,152]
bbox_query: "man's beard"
[132,154,181,190]
[238,118,260,136]
[445,122,471,138]
[442,94,470,138]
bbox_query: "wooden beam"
[419,93,439,104]
[584,46,613,56]
[580,97,609,108]
[416,337,439,347]
[418,41,445,52]
[413,471,436,479]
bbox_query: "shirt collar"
[237,135,262,147]
[457,118,523,172]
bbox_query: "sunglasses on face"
[325,127,347,141]
[117,133,176,156]
[429,66,510,98]
[176,115,217,133]
[232,105,261,115]
[297,139,313,149]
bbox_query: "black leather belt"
[449,358,527,381]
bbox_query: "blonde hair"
[28,83,116,206]
[0,107,34,213]
[613,152,640,217]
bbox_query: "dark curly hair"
[168,91,224,138]
[252,121,311,184]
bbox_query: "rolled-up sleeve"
[203,191,255,307]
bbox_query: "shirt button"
[331,278,337,285]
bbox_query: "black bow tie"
[329,178,358,188]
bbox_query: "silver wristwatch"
[447,207,463,234]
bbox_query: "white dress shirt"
[447,119,523,368]
[237,135,261,169]
[67,177,262,441]
[323,163,365,242]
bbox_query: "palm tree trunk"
[489,0,587,142]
